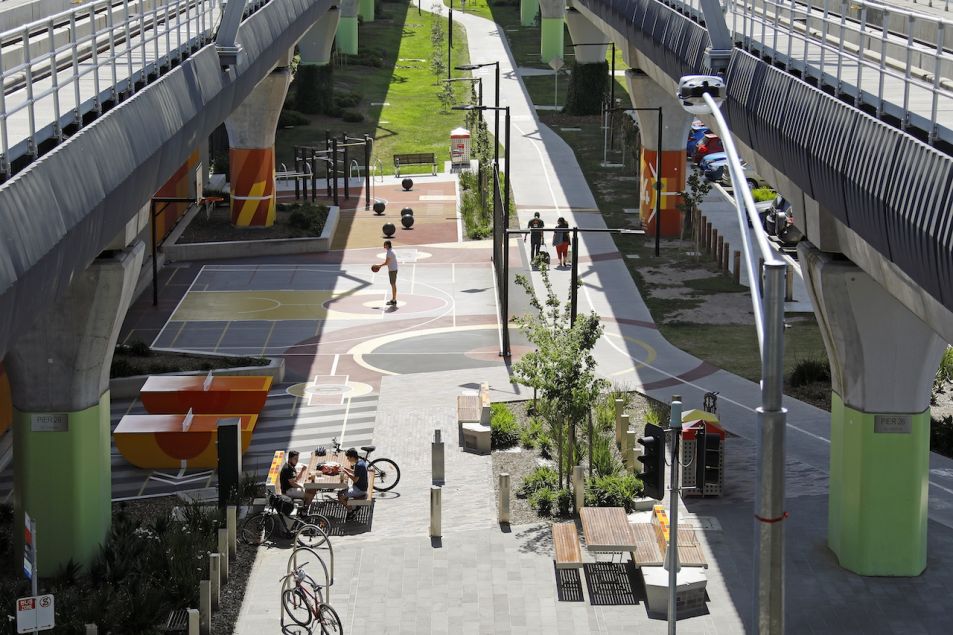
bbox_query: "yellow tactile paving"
[170,290,391,321]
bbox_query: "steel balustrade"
[0,0,272,178]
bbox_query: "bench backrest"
[393,152,436,166]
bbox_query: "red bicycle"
[281,564,343,633]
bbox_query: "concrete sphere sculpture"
[373,200,386,215]
[401,214,415,229]
[401,178,413,191]
[382,223,396,237]
[401,207,413,217]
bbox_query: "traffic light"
[638,423,666,500]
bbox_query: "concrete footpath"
[232,3,953,634]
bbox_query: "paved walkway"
[231,2,953,633]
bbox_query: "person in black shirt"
[524,212,545,261]
[337,448,369,511]
[280,450,315,506]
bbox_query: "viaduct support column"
[538,0,565,66]
[520,0,539,27]
[625,69,692,237]
[225,66,292,227]
[7,243,145,571]
[336,0,359,56]
[801,244,947,576]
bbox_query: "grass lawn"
[276,2,473,175]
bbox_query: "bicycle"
[330,437,400,492]
[281,564,343,632]
[240,493,331,548]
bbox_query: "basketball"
[371,264,382,273]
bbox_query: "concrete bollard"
[199,581,211,635]
[722,243,730,272]
[786,264,794,301]
[430,486,442,538]
[733,251,741,284]
[218,529,229,582]
[85,626,98,634]
[227,505,237,558]
[209,553,221,609]
[433,429,445,484]
[572,465,585,514]
[499,473,511,524]
[716,234,724,266]
[614,398,624,444]
[619,413,630,449]
[626,430,638,472]
[188,609,200,635]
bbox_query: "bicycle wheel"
[240,513,275,546]
[281,587,313,627]
[295,521,330,549]
[317,603,343,635]
[370,457,400,492]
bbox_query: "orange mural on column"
[0,362,11,438]
[640,149,686,238]
[229,147,276,227]
[155,149,201,239]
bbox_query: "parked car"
[687,121,710,155]
[693,133,724,163]
[700,152,763,188]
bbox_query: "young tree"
[512,263,608,488]
[677,163,712,242]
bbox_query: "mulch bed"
[178,205,326,244]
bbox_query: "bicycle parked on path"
[240,493,331,547]
[331,437,400,492]
[281,564,343,633]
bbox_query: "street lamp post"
[456,62,500,166]
[448,1,453,80]
[608,106,663,256]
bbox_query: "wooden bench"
[553,522,584,569]
[393,152,437,177]
[629,522,708,569]
[347,470,376,507]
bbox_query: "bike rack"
[292,524,334,593]
[349,159,361,179]
[280,541,332,630]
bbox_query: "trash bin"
[680,410,726,497]
[450,127,471,166]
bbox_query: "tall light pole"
[456,62,500,166]
[447,0,453,80]
[608,106,663,256]
[677,74,788,634]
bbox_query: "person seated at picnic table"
[337,448,369,513]
[280,450,316,506]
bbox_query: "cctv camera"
[677,75,726,115]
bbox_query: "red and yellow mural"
[0,362,11,437]
[155,149,201,241]
[229,147,277,227]
[640,149,686,238]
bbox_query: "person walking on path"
[552,217,571,267]
[378,240,399,305]
[524,212,545,262]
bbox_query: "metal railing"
[0,0,279,178]
[661,0,953,144]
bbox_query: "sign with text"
[16,595,54,633]
[30,414,67,432]
[874,414,913,434]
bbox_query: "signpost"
[17,513,54,633]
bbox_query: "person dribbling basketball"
[376,240,398,305]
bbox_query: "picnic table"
[139,375,272,414]
[302,452,349,491]
[580,507,637,553]
[113,413,258,468]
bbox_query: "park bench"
[393,152,437,177]
[347,470,376,507]
[552,522,584,569]
[629,522,708,569]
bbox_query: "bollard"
[499,473,511,524]
[722,243,730,272]
[626,430,639,472]
[432,429,445,484]
[199,581,211,635]
[209,553,221,609]
[572,465,585,514]
[188,609,200,635]
[786,264,794,301]
[716,234,724,266]
[430,486,442,538]
[614,398,624,444]
[705,222,713,253]
[733,250,741,284]
[85,626,98,634]
[711,229,719,262]
[622,423,633,455]
[700,215,707,253]
[619,413,630,449]
[218,529,229,582]
[227,505,237,558]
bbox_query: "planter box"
[162,205,340,261]
[109,356,285,399]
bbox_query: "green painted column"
[14,396,112,573]
[540,17,564,67]
[358,0,374,22]
[828,394,930,575]
[520,0,539,26]
[801,245,946,577]
[336,16,358,55]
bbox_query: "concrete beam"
[298,8,340,66]
[565,8,607,64]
